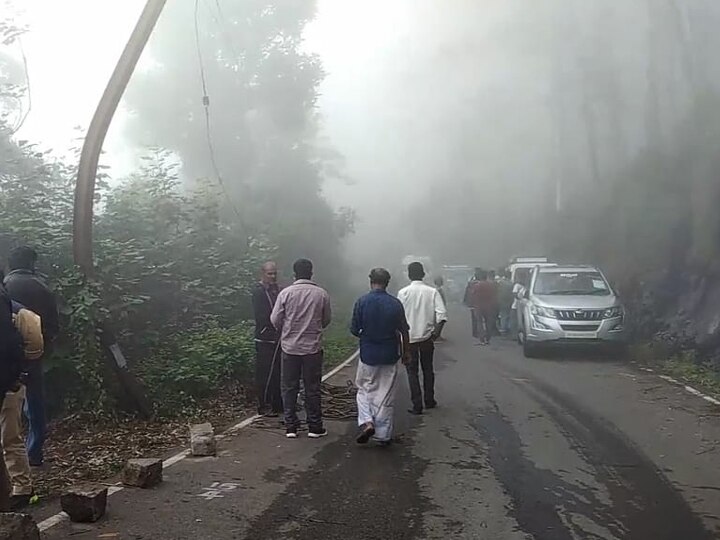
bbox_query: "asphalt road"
[38,315,720,539]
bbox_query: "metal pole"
[73,0,167,274]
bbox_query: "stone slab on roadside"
[123,458,163,488]
[190,422,217,456]
[60,484,108,523]
[0,513,40,539]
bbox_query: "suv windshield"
[533,271,610,296]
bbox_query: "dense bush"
[0,128,357,416]
[137,321,255,415]
[0,133,270,413]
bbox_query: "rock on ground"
[60,484,108,523]
[123,458,163,488]
[190,422,217,456]
[0,513,40,540]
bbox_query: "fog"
[3,0,720,511]
[309,1,720,284]
[4,0,720,291]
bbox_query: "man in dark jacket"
[4,246,58,466]
[251,261,282,416]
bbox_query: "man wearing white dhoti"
[350,268,411,446]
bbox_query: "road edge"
[38,349,360,532]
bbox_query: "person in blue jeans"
[4,247,59,466]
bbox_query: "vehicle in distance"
[508,256,555,289]
[517,265,626,357]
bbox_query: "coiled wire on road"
[251,380,357,430]
[321,380,357,420]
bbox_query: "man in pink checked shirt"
[270,259,332,439]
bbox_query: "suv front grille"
[560,324,600,332]
[555,309,603,321]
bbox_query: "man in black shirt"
[4,246,58,467]
[251,261,282,416]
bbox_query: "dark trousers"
[255,342,282,414]
[281,351,323,430]
[24,362,46,465]
[406,339,436,412]
[471,309,494,343]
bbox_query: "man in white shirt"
[398,262,448,415]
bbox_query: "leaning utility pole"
[73,0,167,274]
[72,0,167,418]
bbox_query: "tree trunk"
[73,0,167,418]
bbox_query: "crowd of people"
[0,249,510,510]
[252,259,448,445]
[0,246,58,511]
[462,267,517,345]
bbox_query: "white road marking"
[38,349,359,532]
[163,449,191,468]
[321,350,359,382]
[37,512,69,531]
[658,375,720,406]
[196,481,241,500]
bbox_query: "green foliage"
[319,302,356,367]
[664,352,720,397]
[95,151,275,346]
[138,321,255,415]
[0,134,279,414]
[323,324,357,370]
[0,3,356,415]
[124,0,351,291]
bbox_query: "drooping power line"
[193,0,247,233]
[10,36,32,135]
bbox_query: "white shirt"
[511,283,523,310]
[398,280,448,343]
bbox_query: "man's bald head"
[261,261,278,285]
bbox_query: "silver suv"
[517,265,626,357]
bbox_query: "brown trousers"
[1,386,33,495]
[0,394,10,510]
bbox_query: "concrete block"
[0,513,40,539]
[60,484,108,523]
[190,422,217,456]
[123,458,163,488]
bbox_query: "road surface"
[36,316,720,539]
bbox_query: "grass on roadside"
[663,353,720,397]
[324,316,358,369]
[631,342,720,398]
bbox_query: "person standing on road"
[464,268,482,339]
[0,280,26,511]
[351,268,411,446]
[467,269,497,345]
[487,270,499,337]
[3,246,58,467]
[398,262,447,415]
[496,271,514,336]
[433,276,447,341]
[251,261,283,417]
[3,298,42,509]
[511,269,531,338]
[271,259,332,439]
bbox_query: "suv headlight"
[603,306,624,319]
[531,305,556,318]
